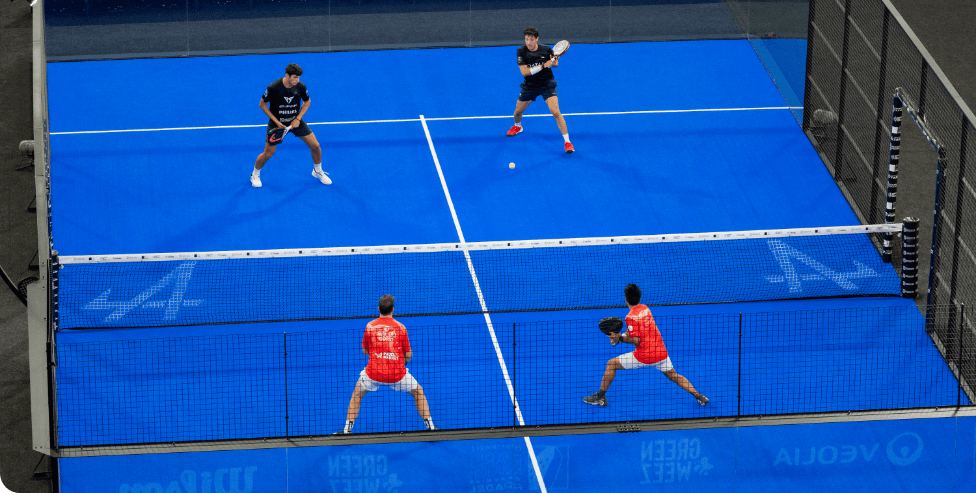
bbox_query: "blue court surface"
[46,40,967,491]
[58,416,976,493]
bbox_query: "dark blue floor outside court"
[45,40,969,491]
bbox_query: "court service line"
[49,106,802,135]
[419,114,549,493]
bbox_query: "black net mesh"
[54,305,968,450]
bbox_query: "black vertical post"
[737,313,742,418]
[513,322,517,428]
[868,10,892,225]
[831,0,855,178]
[919,62,929,120]
[883,96,903,262]
[926,148,948,324]
[948,121,970,305]
[958,304,964,407]
[801,0,816,131]
[284,332,289,437]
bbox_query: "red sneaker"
[506,125,523,137]
[564,142,575,154]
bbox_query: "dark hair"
[378,294,395,316]
[624,284,642,306]
[523,27,539,38]
[285,63,303,77]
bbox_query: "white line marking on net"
[58,223,902,264]
[50,106,800,135]
[419,114,548,493]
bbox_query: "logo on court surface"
[465,443,530,491]
[325,454,402,493]
[119,467,258,493]
[773,432,924,467]
[530,446,568,490]
[765,240,878,292]
[886,432,923,466]
[640,437,713,484]
[83,261,204,323]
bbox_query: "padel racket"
[552,40,570,59]
[268,125,292,144]
[599,317,624,346]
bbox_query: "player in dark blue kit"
[506,27,574,154]
[251,63,331,188]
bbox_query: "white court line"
[419,114,548,493]
[50,106,803,135]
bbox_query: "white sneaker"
[312,169,332,185]
[250,174,262,188]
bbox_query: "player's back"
[626,304,668,364]
[363,317,410,383]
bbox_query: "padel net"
[53,222,920,330]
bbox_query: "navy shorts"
[266,119,312,145]
[518,80,558,102]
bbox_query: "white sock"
[515,122,522,128]
[423,418,435,430]
[344,420,354,433]
[562,133,570,143]
[313,162,323,172]
[252,167,260,177]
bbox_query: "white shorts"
[618,352,673,372]
[357,369,419,393]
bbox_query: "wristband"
[529,65,542,75]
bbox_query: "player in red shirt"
[337,294,434,434]
[584,284,708,407]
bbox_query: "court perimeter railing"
[802,0,976,398]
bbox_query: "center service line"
[418,114,548,493]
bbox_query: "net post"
[883,96,903,263]
[513,322,517,429]
[737,313,742,418]
[900,218,919,298]
[958,304,964,408]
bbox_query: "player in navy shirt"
[506,27,574,154]
[251,63,332,188]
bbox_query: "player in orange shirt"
[584,284,708,407]
[337,294,435,434]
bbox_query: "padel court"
[46,40,968,490]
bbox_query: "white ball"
[509,162,515,169]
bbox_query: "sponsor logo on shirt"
[284,96,295,103]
